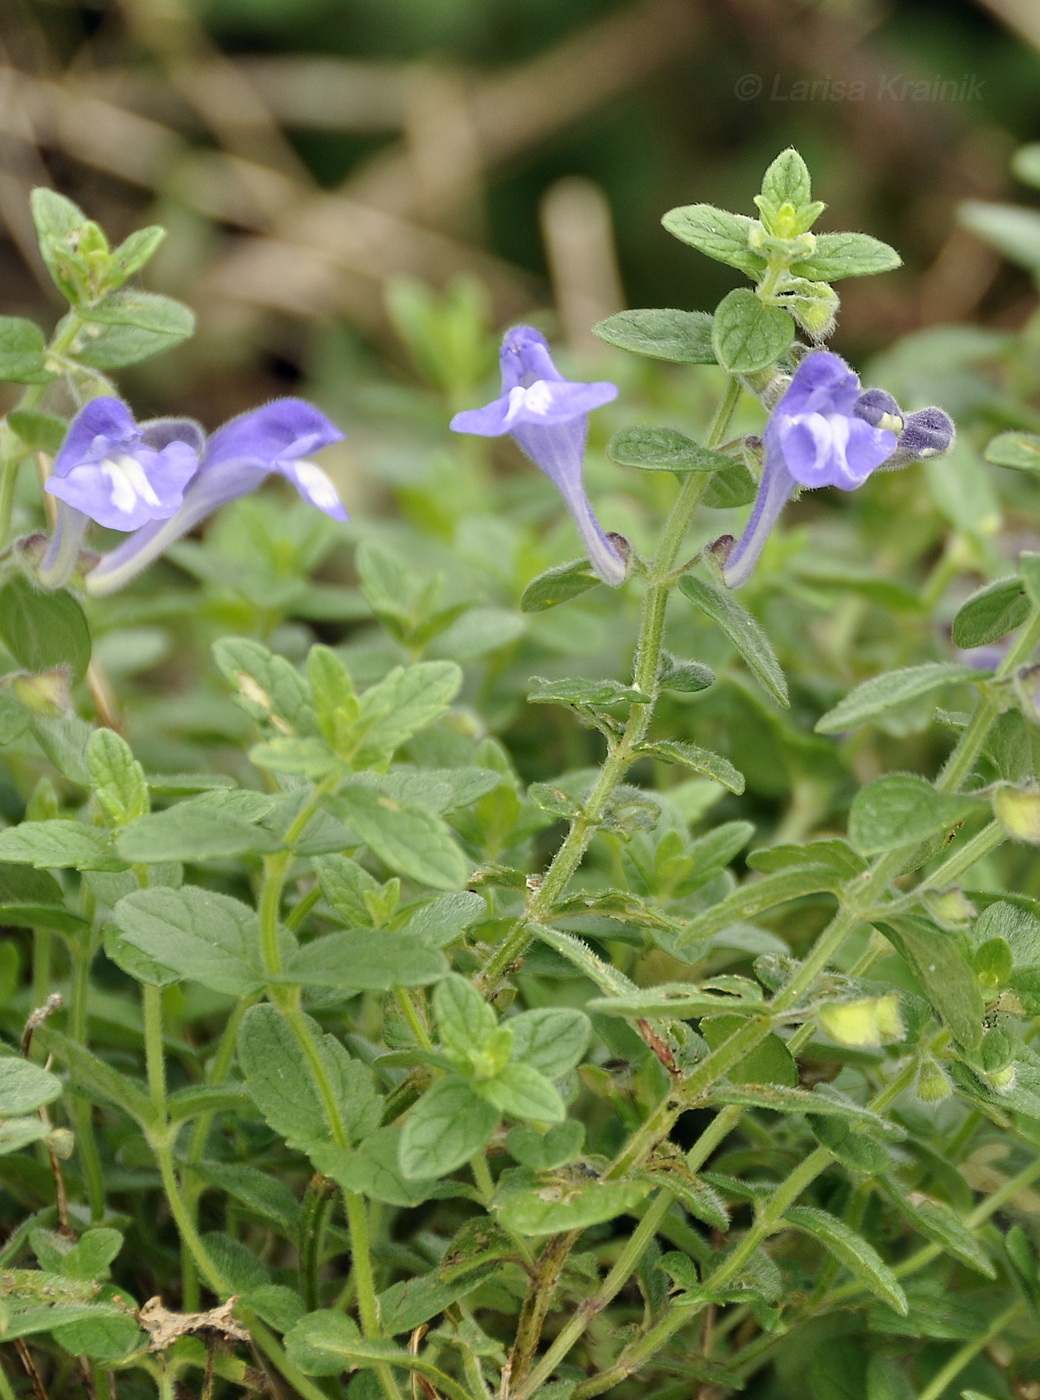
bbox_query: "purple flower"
[48,398,348,596]
[450,326,626,586]
[720,351,953,589]
[45,398,201,531]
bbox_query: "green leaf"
[710,1082,905,1138]
[790,232,902,281]
[0,317,54,384]
[114,886,265,995]
[951,577,1030,648]
[30,189,89,300]
[711,289,795,374]
[286,1318,470,1399]
[238,1005,381,1152]
[61,1229,122,1281]
[282,931,447,991]
[815,663,984,734]
[0,576,91,683]
[784,1206,907,1313]
[605,427,733,474]
[644,1169,728,1229]
[959,200,1040,270]
[591,307,716,363]
[676,865,841,947]
[760,148,813,211]
[352,661,462,767]
[848,775,981,856]
[636,740,744,794]
[35,1027,155,1126]
[285,1311,362,1375]
[212,636,315,734]
[520,558,600,613]
[87,729,149,826]
[985,431,1040,473]
[433,975,498,1058]
[108,225,166,287]
[378,1273,480,1335]
[0,1302,129,1342]
[808,1114,892,1174]
[0,691,30,745]
[880,1184,994,1277]
[660,659,716,693]
[879,915,984,1049]
[0,822,126,873]
[702,461,757,509]
[194,1162,301,1230]
[507,1120,585,1170]
[747,837,865,879]
[314,854,383,924]
[314,1127,443,1207]
[1020,551,1040,612]
[48,1291,142,1361]
[405,890,489,946]
[678,575,788,706]
[473,1062,565,1122]
[75,291,195,368]
[661,204,766,276]
[0,1058,62,1115]
[702,1014,797,1086]
[7,411,67,455]
[587,983,765,1019]
[509,1008,590,1079]
[526,923,640,998]
[116,802,281,863]
[527,676,650,707]
[497,1178,651,1236]
[327,786,468,890]
[399,1077,498,1178]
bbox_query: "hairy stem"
[479,376,743,992]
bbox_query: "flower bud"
[922,887,976,930]
[899,407,955,458]
[993,781,1040,844]
[817,994,904,1048]
[4,667,72,718]
[915,1058,953,1102]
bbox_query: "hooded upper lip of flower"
[45,397,202,533]
[720,350,954,590]
[40,396,347,595]
[449,326,626,587]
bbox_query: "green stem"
[515,1191,675,1400]
[0,311,84,548]
[478,376,743,993]
[395,987,434,1051]
[937,608,1040,793]
[256,842,404,1400]
[509,1229,582,1384]
[299,1176,336,1312]
[886,820,1007,912]
[565,1053,923,1398]
[470,1149,495,1203]
[343,1189,383,1337]
[32,929,51,1011]
[0,1360,17,1400]
[143,985,167,1119]
[69,934,105,1221]
[916,1302,1021,1400]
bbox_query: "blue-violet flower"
[40,396,346,596]
[449,326,626,586]
[721,350,954,589]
